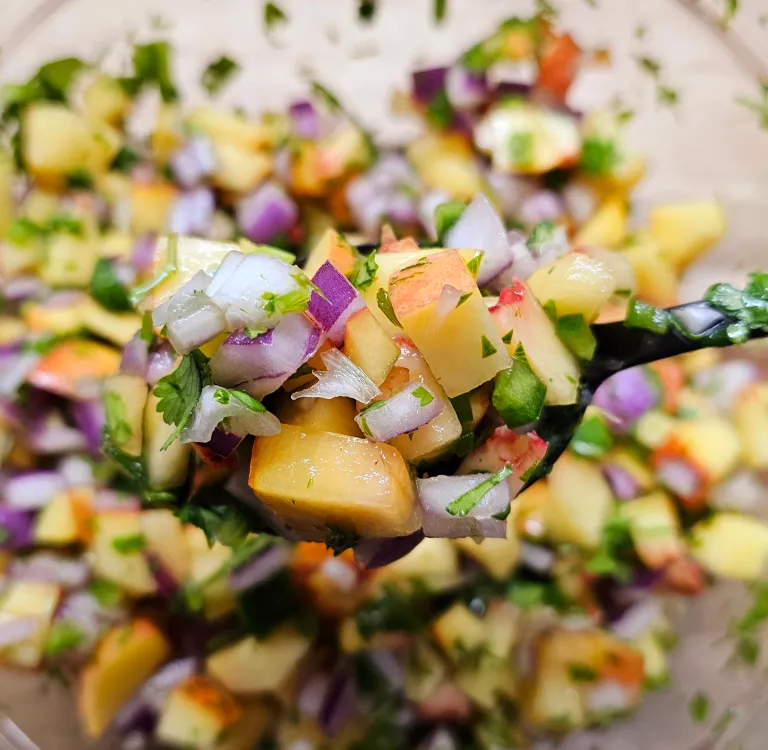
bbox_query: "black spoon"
[521,296,767,492]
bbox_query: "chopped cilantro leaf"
[104,392,133,448]
[89,579,122,608]
[434,200,466,242]
[353,251,378,291]
[45,621,84,656]
[325,526,360,556]
[230,389,266,412]
[110,145,142,172]
[657,85,679,107]
[637,56,662,78]
[356,583,426,640]
[528,221,557,250]
[411,386,434,407]
[90,258,132,312]
[434,0,447,23]
[262,287,310,316]
[153,350,210,450]
[480,335,498,358]
[376,289,401,328]
[202,55,240,96]
[66,168,94,189]
[456,292,472,309]
[690,692,709,723]
[130,42,178,102]
[465,251,483,278]
[501,329,514,345]
[570,415,613,458]
[425,89,453,129]
[724,0,739,24]
[446,464,513,517]
[510,131,534,167]
[358,0,377,22]
[264,2,288,31]
[140,312,155,344]
[8,218,45,246]
[244,326,267,339]
[586,510,633,581]
[112,533,146,555]
[176,502,253,548]
[311,81,342,111]
[568,664,597,682]
[580,137,620,176]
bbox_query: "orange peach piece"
[129,181,179,234]
[304,228,359,278]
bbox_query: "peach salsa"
[0,11,766,750]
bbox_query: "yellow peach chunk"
[344,308,400,386]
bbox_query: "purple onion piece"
[3,276,46,302]
[236,181,298,244]
[70,399,105,456]
[130,235,157,274]
[120,334,150,378]
[412,67,448,104]
[228,544,291,592]
[28,412,87,455]
[289,100,320,139]
[593,367,658,431]
[445,64,488,109]
[354,531,425,570]
[494,80,533,100]
[169,136,216,188]
[202,428,243,459]
[601,464,640,501]
[318,663,358,737]
[147,344,178,385]
[168,187,216,237]
[146,553,180,597]
[0,508,34,550]
[4,471,65,510]
[308,261,366,345]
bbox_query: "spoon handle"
[584,300,766,386]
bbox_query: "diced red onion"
[10,553,89,588]
[237,181,298,244]
[3,276,46,302]
[120,333,150,378]
[609,597,662,640]
[290,100,320,139]
[308,261,367,346]
[115,701,158,736]
[273,147,291,183]
[485,170,529,217]
[529,224,571,266]
[710,470,763,512]
[4,472,65,510]
[419,190,451,240]
[181,385,280,444]
[368,649,406,691]
[354,531,425,569]
[292,348,379,404]
[444,193,514,285]
[593,367,658,431]
[146,553,180,597]
[70,399,105,456]
[445,64,488,109]
[122,731,150,750]
[0,617,40,647]
[170,136,216,188]
[519,190,564,226]
[166,290,226,355]
[355,382,443,441]
[28,412,87,454]
[59,455,95,487]
[0,353,39,399]
[417,474,510,538]
[656,458,702,499]
[0,507,34,550]
[412,67,448,104]
[168,187,215,237]
[198,428,243,460]
[601,463,639,501]
[211,314,321,399]
[519,542,556,573]
[141,658,198,709]
[494,80,533,99]
[147,344,178,385]
[318,663,358,737]
[131,235,157,274]
[206,250,305,331]
[228,543,291,592]
[692,360,760,412]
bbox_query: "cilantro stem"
[446,464,513,517]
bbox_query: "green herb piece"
[657,85,679,107]
[325,525,360,556]
[176,503,253,548]
[637,56,662,78]
[353,251,378,291]
[90,258,132,312]
[568,664,597,682]
[264,2,288,31]
[492,503,511,521]
[104,392,133,448]
[110,146,141,172]
[713,707,736,733]
[202,55,240,95]
[230,389,266,412]
[130,234,176,306]
[624,298,670,334]
[358,0,376,22]
[130,42,178,102]
[88,579,122,608]
[446,464,513,517]
[46,214,84,236]
[434,0,447,23]
[376,289,401,328]
[311,81,342,111]
[737,84,768,129]
[66,168,94,189]
[465,251,483,278]
[140,312,154,344]
[492,347,547,428]
[480,335,497,358]
[689,692,709,723]
[426,89,453,129]
[510,131,534,167]
[262,287,310,316]
[508,581,546,609]
[356,582,427,640]
[705,273,768,343]
[501,329,514,345]
[8,218,45,246]
[45,621,84,656]
[455,292,473,309]
[724,0,739,24]
[586,510,633,581]
[112,533,146,555]
[580,137,620,176]
[528,221,557,250]
[555,314,596,360]
[153,350,209,450]
[411,386,434,407]
[244,326,267,339]
[570,415,613,458]
[434,200,466,242]
[736,635,759,665]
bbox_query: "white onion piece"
[0,617,40,647]
[147,346,178,385]
[320,557,358,593]
[4,472,65,510]
[170,136,216,188]
[563,182,597,224]
[168,187,215,236]
[182,385,281,444]
[166,290,227,355]
[520,190,564,226]
[519,542,556,573]
[416,474,510,538]
[585,680,635,715]
[433,285,463,328]
[206,251,306,331]
[485,170,529,217]
[29,413,87,454]
[59,455,95,487]
[530,225,570,266]
[490,234,539,290]
[355,382,443,442]
[0,353,39,398]
[444,193,514,285]
[692,360,759,412]
[237,180,298,244]
[610,598,662,641]
[10,554,90,588]
[710,470,764,512]
[211,313,322,399]
[656,459,701,498]
[291,349,380,404]
[445,64,487,109]
[152,270,212,328]
[670,303,724,337]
